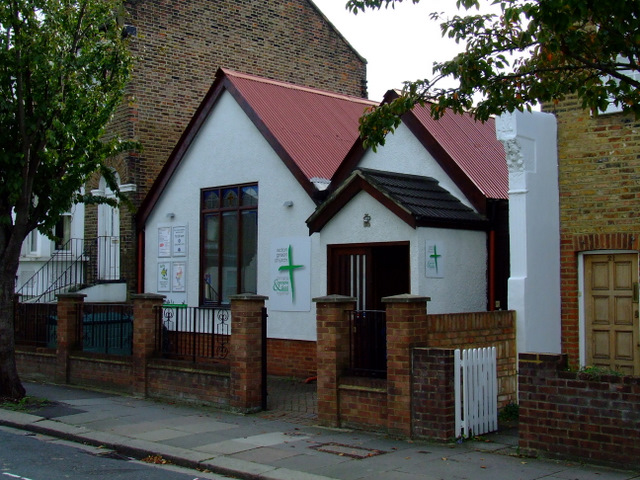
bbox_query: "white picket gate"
[454,347,498,438]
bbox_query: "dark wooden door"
[328,243,409,310]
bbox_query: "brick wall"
[411,348,456,441]
[68,354,133,394]
[315,295,516,438]
[15,349,56,383]
[338,377,387,431]
[543,98,640,367]
[426,311,517,407]
[267,339,316,378]
[16,295,267,412]
[146,360,230,408]
[519,352,640,468]
[93,0,368,295]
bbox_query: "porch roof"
[307,168,488,233]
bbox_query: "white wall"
[144,91,492,344]
[358,123,474,210]
[317,191,488,314]
[496,111,561,354]
[144,91,320,341]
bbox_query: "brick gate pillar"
[229,294,268,413]
[313,294,356,427]
[132,293,165,397]
[382,294,430,437]
[55,293,86,384]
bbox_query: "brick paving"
[257,376,318,425]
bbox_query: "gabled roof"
[332,91,508,214]
[138,68,376,228]
[307,168,488,233]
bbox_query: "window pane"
[222,188,238,207]
[54,216,72,250]
[203,214,220,302]
[241,210,258,294]
[203,190,219,209]
[29,230,38,253]
[241,186,258,206]
[222,211,238,302]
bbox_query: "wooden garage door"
[585,253,639,374]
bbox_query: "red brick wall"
[543,98,640,368]
[146,360,231,408]
[426,311,517,407]
[15,349,56,383]
[67,354,134,393]
[519,352,640,468]
[411,348,456,441]
[93,0,368,295]
[267,339,316,379]
[337,377,387,432]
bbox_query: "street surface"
[0,426,232,480]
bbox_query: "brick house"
[17,0,367,301]
[544,98,640,373]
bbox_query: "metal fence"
[81,303,134,355]
[348,310,386,378]
[156,305,231,362]
[14,302,58,348]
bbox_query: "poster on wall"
[270,237,311,312]
[157,262,171,292]
[426,243,445,278]
[172,261,186,292]
[172,226,187,256]
[158,227,171,257]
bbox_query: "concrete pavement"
[0,381,638,480]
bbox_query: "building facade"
[17,0,367,300]
[547,97,640,373]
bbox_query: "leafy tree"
[0,0,133,400]
[347,0,640,148]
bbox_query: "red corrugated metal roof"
[411,103,508,200]
[224,69,376,181]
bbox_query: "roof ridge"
[221,68,377,107]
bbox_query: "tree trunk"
[0,262,26,401]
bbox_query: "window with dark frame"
[201,183,258,305]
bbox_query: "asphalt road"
[0,426,232,480]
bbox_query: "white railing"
[454,347,498,438]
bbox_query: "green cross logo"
[430,245,441,274]
[278,244,304,301]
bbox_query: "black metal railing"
[80,303,133,355]
[14,302,58,348]
[348,310,387,378]
[16,236,126,303]
[156,305,230,362]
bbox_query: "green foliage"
[498,402,519,421]
[0,395,50,412]
[346,0,640,148]
[578,365,624,379]
[0,0,134,242]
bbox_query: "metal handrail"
[17,236,125,303]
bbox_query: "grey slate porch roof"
[307,168,488,233]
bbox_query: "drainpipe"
[137,230,145,294]
[488,229,496,311]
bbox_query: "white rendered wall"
[144,91,320,341]
[496,111,561,354]
[358,123,474,210]
[318,191,488,314]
